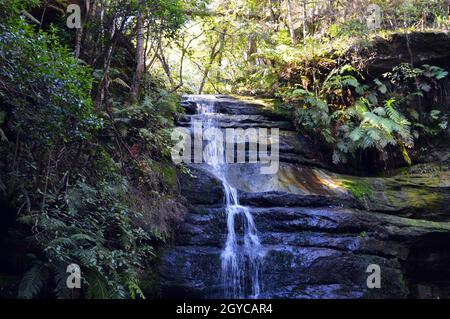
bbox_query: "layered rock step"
[160,96,450,299]
[162,204,450,298]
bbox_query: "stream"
[187,95,265,298]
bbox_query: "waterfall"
[188,96,265,299]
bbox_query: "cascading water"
[188,95,265,298]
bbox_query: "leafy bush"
[0,0,40,21]
[0,20,102,147]
[18,175,154,299]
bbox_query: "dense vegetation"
[0,0,449,299]
[166,0,450,171]
[0,0,193,298]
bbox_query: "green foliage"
[17,177,155,299]
[385,63,448,89]
[285,88,333,143]
[336,97,413,165]
[0,20,102,147]
[17,259,47,299]
[171,0,450,94]
[0,0,40,21]
[280,62,448,166]
[328,20,368,39]
[0,14,185,299]
[377,0,448,29]
[112,91,179,161]
[142,0,189,37]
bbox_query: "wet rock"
[177,114,294,130]
[175,206,226,247]
[238,191,357,208]
[337,162,450,221]
[182,95,291,121]
[259,246,408,299]
[404,232,450,298]
[362,32,450,76]
[161,95,450,299]
[180,100,198,114]
[159,246,224,298]
[160,205,450,298]
[178,166,223,205]
[224,163,348,196]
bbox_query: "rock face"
[358,32,450,76]
[159,96,450,299]
[336,163,450,222]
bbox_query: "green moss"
[161,162,177,188]
[235,96,291,119]
[341,179,373,201]
[403,217,450,230]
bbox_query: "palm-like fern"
[284,62,446,165]
[333,98,413,164]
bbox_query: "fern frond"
[401,143,412,165]
[349,127,363,142]
[53,264,73,299]
[18,262,47,299]
[111,78,130,89]
[86,270,110,299]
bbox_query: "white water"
[188,96,265,298]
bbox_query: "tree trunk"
[302,0,307,45]
[286,0,297,45]
[269,0,279,26]
[96,17,126,109]
[130,12,145,102]
[198,30,226,94]
[74,27,82,58]
[247,35,257,63]
[74,0,93,59]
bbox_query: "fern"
[284,62,446,166]
[401,143,412,165]
[86,271,110,299]
[18,261,47,299]
[111,78,130,89]
[53,264,73,299]
[349,127,363,142]
[125,275,146,300]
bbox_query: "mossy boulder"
[338,162,450,221]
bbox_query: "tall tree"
[130,10,145,102]
[198,29,226,94]
[286,0,297,45]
